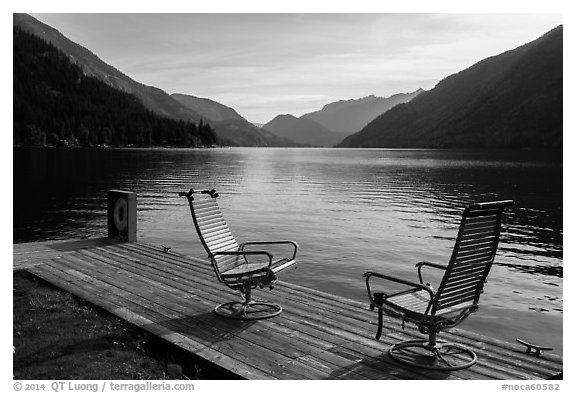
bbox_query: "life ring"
[113,198,128,233]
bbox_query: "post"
[107,190,137,242]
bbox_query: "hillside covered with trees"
[14,27,217,147]
[337,26,562,149]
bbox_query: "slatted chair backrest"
[190,194,242,278]
[432,200,514,315]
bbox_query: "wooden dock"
[13,237,563,380]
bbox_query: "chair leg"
[388,331,477,371]
[214,284,282,320]
[375,308,383,340]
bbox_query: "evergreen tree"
[13,27,218,147]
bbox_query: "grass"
[13,271,237,380]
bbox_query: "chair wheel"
[389,339,477,371]
[214,301,282,320]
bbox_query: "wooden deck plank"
[31,260,320,380]
[113,242,563,374]
[58,247,446,380]
[42,252,397,379]
[14,238,562,380]
[27,263,272,379]
[39,254,335,379]
[45,240,564,376]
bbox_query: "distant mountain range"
[263,115,346,147]
[171,94,245,123]
[302,90,423,135]
[171,93,302,147]
[13,14,300,147]
[262,90,423,147]
[13,14,203,123]
[13,26,217,147]
[337,26,562,148]
[14,14,562,150]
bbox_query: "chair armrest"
[415,261,446,285]
[240,240,298,261]
[363,271,435,310]
[211,250,273,274]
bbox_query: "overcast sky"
[31,13,562,124]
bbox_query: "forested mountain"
[301,90,423,135]
[13,13,298,147]
[172,93,303,147]
[14,27,217,147]
[13,13,204,124]
[171,94,246,123]
[337,26,562,148]
[263,115,346,147]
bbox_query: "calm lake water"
[13,147,563,356]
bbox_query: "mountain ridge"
[301,89,423,135]
[337,26,562,148]
[13,13,298,147]
[13,26,217,147]
[13,13,204,123]
[171,93,303,147]
[263,114,347,147]
[171,94,246,123]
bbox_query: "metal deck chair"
[364,200,514,371]
[179,188,298,320]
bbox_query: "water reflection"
[495,262,563,278]
[13,147,563,354]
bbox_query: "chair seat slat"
[193,205,221,215]
[197,219,226,231]
[454,253,493,265]
[192,198,218,207]
[203,230,232,244]
[202,228,234,243]
[198,219,229,233]
[444,270,487,286]
[205,238,237,253]
[194,210,223,221]
[211,240,238,250]
[207,238,238,252]
[193,198,219,206]
[216,255,242,269]
[219,260,244,272]
[200,220,229,231]
[463,219,498,229]
[211,242,239,254]
[458,239,495,252]
[440,280,482,299]
[465,214,498,223]
[194,210,224,221]
[437,293,477,310]
[460,233,497,240]
[220,262,269,279]
[447,263,489,279]
[456,244,493,258]
[215,254,238,264]
[467,209,500,218]
[462,226,498,238]
[460,232,497,242]
[193,201,220,211]
[463,219,498,230]
[384,291,430,314]
[442,274,484,290]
